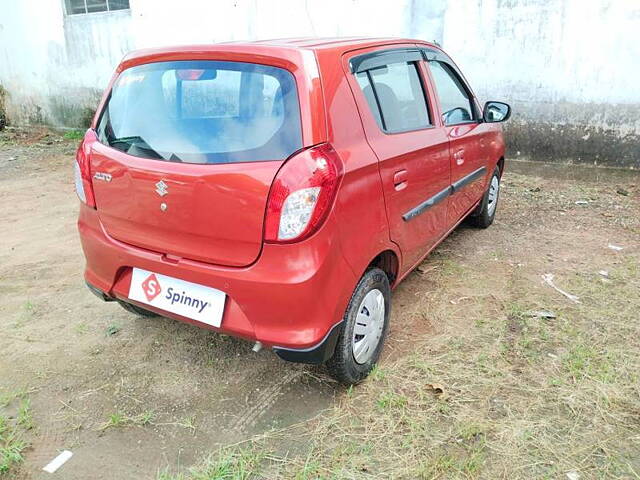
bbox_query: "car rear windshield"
[96,60,302,164]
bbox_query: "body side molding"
[402,166,487,222]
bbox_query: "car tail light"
[264,143,343,243]
[74,130,97,208]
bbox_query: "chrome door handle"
[393,170,408,191]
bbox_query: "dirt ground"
[1,126,639,479]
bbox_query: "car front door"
[344,47,451,271]
[424,51,487,224]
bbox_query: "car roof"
[239,36,435,50]
[122,37,439,64]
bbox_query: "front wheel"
[326,268,391,385]
[470,166,501,228]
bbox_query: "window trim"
[422,48,481,126]
[350,48,424,74]
[351,50,435,136]
[64,0,130,16]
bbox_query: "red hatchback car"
[76,37,510,384]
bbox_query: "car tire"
[117,300,158,317]
[470,166,501,229]
[326,267,391,385]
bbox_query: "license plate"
[128,268,226,327]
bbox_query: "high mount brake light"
[175,69,205,80]
[74,130,97,208]
[264,143,343,243]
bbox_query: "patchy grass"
[157,172,640,479]
[62,129,84,140]
[102,412,126,430]
[2,136,638,480]
[105,323,121,336]
[157,448,265,480]
[12,300,35,329]
[74,322,88,335]
[0,431,26,476]
[99,410,155,431]
[0,389,29,409]
[368,364,386,382]
[17,399,33,431]
[375,390,408,411]
[0,392,33,476]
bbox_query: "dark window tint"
[428,61,475,125]
[96,60,302,164]
[65,0,129,15]
[355,62,430,133]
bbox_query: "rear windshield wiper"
[110,135,167,160]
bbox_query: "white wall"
[443,0,640,168]
[1,0,444,124]
[0,0,638,165]
[444,0,640,105]
[441,0,640,166]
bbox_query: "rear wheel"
[470,166,500,228]
[326,268,390,385]
[117,300,157,318]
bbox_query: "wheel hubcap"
[352,289,385,364]
[487,175,500,216]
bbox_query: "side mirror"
[483,101,511,123]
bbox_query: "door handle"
[393,170,408,191]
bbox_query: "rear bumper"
[78,204,356,361]
[85,280,115,302]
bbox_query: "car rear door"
[344,46,451,270]
[89,58,307,267]
[423,48,487,224]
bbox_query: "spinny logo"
[141,273,162,302]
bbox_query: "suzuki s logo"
[141,273,162,302]
[155,180,168,197]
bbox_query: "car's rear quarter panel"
[315,47,400,284]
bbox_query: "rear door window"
[427,61,476,126]
[97,60,302,164]
[355,61,431,133]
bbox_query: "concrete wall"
[0,0,440,125]
[443,0,640,167]
[0,0,638,167]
